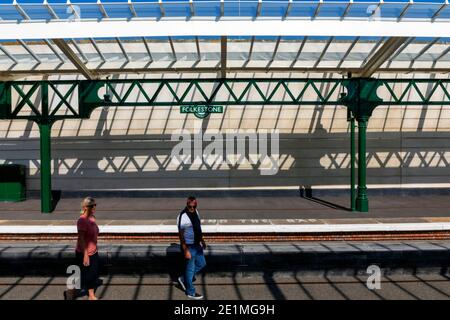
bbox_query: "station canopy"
[0,0,450,79]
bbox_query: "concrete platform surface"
[0,194,449,222]
[2,274,450,300]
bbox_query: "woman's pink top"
[76,214,99,256]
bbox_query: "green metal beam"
[0,78,449,124]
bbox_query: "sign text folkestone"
[180,105,224,119]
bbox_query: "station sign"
[180,105,224,119]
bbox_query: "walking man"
[177,196,207,300]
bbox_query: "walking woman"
[64,197,100,300]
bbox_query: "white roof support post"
[189,0,195,17]
[142,37,154,63]
[220,0,224,19]
[397,0,413,22]
[256,0,262,18]
[18,39,41,64]
[44,39,65,63]
[116,37,130,62]
[0,45,19,65]
[434,46,450,63]
[359,37,409,77]
[361,37,385,66]
[247,36,255,63]
[341,0,353,20]
[53,38,96,80]
[13,0,30,20]
[267,36,281,68]
[313,36,334,68]
[44,0,59,20]
[431,0,449,22]
[195,36,201,62]
[284,0,293,20]
[69,39,89,63]
[220,36,227,78]
[337,36,360,68]
[410,38,440,64]
[290,36,308,67]
[97,0,109,19]
[313,0,323,20]
[168,36,177,61]
[128,0,137,18]
[89,38,106,62]
[159,0,165,18]
[387,37,414,64]
[376,0,384,17]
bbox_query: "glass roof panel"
[346,3,382,19]
[70,4,103,19]
[102,4,135,18]
[162,3,191,17]
[260,2,290,17]
[16,4,53,20]
[193,2,221,16]
[316,3,349,18]
[0,2,449,76]
[0,1,449,21]
[288,3,318,18]
[223,1,259,17]
[0,5,24,20]
[402,3,445,19]
[0,36,449,75]
[378,4,410,19]
[132,3,163,18]
[434,6,450,19]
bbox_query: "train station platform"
[0,191,449,241]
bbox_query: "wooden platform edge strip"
[1,231,450,242]
[1,222,450,234]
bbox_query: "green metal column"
[38,123,52,213]
[38,82,53,213]
[356,117,369,212]
[348,110,356,211]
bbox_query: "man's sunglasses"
[87,204,97,208]
[187,205,196,209]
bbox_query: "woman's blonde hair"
[81,196,96,212]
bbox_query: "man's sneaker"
[178,276,186,292]
[187,292,204,300]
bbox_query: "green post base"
[356,197,369,212]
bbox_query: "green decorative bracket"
[338,78,384,121]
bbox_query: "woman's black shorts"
[75,251,99,290]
